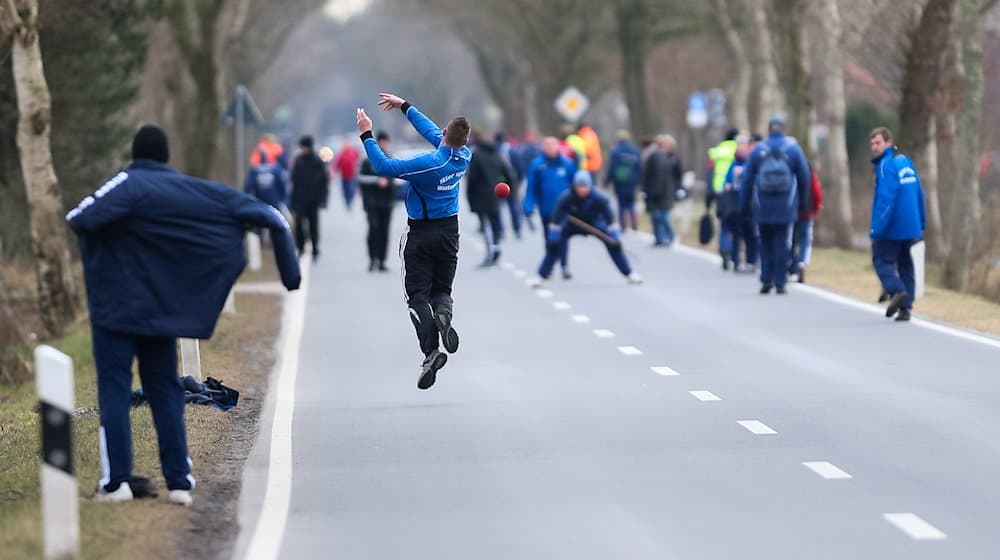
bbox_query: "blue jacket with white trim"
[523,154,576,218]
[870,146,926,240]
[362,105,472,220]
[67,159,301,339]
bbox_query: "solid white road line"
[617,346,643,355]
[802,461,852,480]
[737,420,777,435]
[243,256,311,560]
[552,301,571,311]
[572,314,591,323]
[651,366,680,376]
[883,513,947,540]
[593,329,616,338]
[688,390,721,401]
[536,289,554,299]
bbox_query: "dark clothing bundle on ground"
[131,376,240,411]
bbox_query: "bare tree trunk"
[714,0,750,129]
[614,0,657,137]
[898,0,955,260]
[0,235,30,382]
[2,0,80,337]
[923,115,947,258]
[944,0,983,291]
[768,0,811,148]
[809,0,854,249]
[750,0,784,132]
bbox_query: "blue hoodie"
[870,146,926,240]
[244,158,287,209]
[67,159,300,339]
[605,140,642,192]
[550,186,616,231]
[362,104,472,220]
[523,153,576,218]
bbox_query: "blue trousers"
[649,208,674,245]
[758,223,793,287]
[791,219,814,269]
[617,191,637,231]
[93,326,193,492]
[342,178,358,209]
[538,224,631,278]
[719,218,734,257]
[540,215,568,270]
[504,191,523,236]
[872,239,916,310]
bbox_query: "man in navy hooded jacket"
[869,126,926,321]
[66,125,300,506]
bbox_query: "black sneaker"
[878,290,890,303]
[797,264,806,284]
[722,258,729,271]
[418,350,448,390]
[378,263,390,273]
[562,268,573,280]
[776,285,787,295]
[895,308,912,322]
[886,292,908,317]
[760,283,774,295]
[491,248,502,265]
[434,309,460,353]
[129,476,159,499]
[368,260,377,272]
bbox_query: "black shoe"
[562,269,573,280]
[368,260,377,272]
[418,350,448,390]
[434,309,460,353]
[722,259,729,271]
[895,308,912,322]
[878,290,890,303]
[886,292,908,317]
[491,248,502,265]
[776,285,787,295]
[129,476,159,499]
[312,252,319,263]
[797,264,805,284]
[378,263,390,272]
[760,283,774,295]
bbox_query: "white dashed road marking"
[883,513,947,540]
[592,329,615,339]
[802,461,852,480]
[536,289,553,299]
[514,270,527,278]
[617,346,643,356]
[737,420,777,435]
[572,315,591,324]
[650,366,679,376]
[501,262,515,271]
[688,390,720,401]
[552,301,571,311]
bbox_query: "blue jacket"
[67,159,301,339]
[739,132,811,224]
[524,154,576,218]
[244,161,287,209]
[605,140,642,192]
[362,105,472,220]
[870,146,926,240]
[514,142,542,180]
[551,188,615,231]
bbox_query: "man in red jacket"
[333,140,361,210]
[791,170,823,283]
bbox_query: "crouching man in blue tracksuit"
[532,171,643,285]
[357,93,471,390]
[66,125,301,506]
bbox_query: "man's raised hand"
[356,108,373,133]
[377,93,406,112]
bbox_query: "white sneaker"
[527,276,545,289]
[169,489,193,507]
[627,273,644,285]
[92,482,133,502]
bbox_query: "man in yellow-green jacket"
[705,128,740,268]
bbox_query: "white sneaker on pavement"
[169,489,193,507]
[627,273,644,285]
[92,482,134,502]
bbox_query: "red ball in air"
[494,182,511,198]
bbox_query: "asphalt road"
[237,199,1000,560]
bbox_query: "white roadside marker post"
[911,240,926,298]
[35,345,80,560]
[179,338,202,382]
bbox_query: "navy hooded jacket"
[550,187,616,232]
[67,159,301,339]
[739,132,811,224]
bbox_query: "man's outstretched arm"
[377,92,443,148]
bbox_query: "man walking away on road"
[642,134,684,247]
[524,137,577,279]
[869,127,926,322]
[357,93,471,390]
[578,122,604,184]
[740,116,811,295]
[533,171,642,286]
[722,136,756,272]
[66,125,301,507]
[606,130,643,232]
[707,128,740,266]
[790,169,824,283]
[467,130,516,267]
[291,135,329,261]
[333,139,360,210]
[245,148,288,212]
[512,131,542,235]
[358,131,399,272]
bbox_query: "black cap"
[725,128,740,141]
[132,125,169,163]
[376,130,390,142]
[299,135,314,149]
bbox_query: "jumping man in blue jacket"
[524,136,577,279]
[869,127,926,321]
[67,125,301,506]
[357,93,471,390]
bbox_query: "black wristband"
[401,102,412,114]
[360,130,374,142]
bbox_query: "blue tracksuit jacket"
[362,105,472,220]
[244,160,287,209]
[870,146,926,240]
[524,154,576,218]
[67,159,301,339]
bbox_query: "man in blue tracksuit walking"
[356,93,471,390]
[534,171,642,285]
[524,136,577,279]
[67,125,301,506]
[740,116,811,294]
[869,126,926,322]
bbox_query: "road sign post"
[36,345,80,560]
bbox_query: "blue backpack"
[758,146,793,195]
